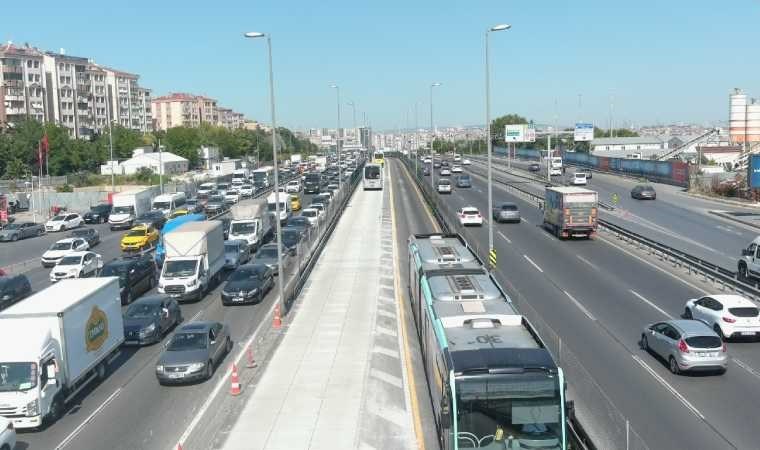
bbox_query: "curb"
[708,210,760,231]
[683,191,760,209]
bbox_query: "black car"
[83,203,113,224]
[0,274,32,311]
[135,211,167,230]
[123,295,183,345]
[185,198,205,214]
[286,216,313,233]
[282,228,305,256]
[99,254,157,304]
[313,193,332,208]
[222,264,274,305]
[528,163,541,172]
[631,184,656,200]
[205,195,227,217]
[70,227,100,247]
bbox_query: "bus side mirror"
[440,399,452,429]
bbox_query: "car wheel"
[226,337,233,354]
[11,234,18,241]
[668,356,680,375]
[739,264,749,279]
[45,394,65,425]
[38,229,45,236]
[205,361,214,380]
[684,308,692,319]
[713,324,725,341]
[641,335,649,351]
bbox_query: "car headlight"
[140,323,157,335]
[26,398,39,417]
[246,288,258,297]
[188,278,198,287]
[156,365,164,372]
[187,362,205,372]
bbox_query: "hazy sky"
[4,1,759,130]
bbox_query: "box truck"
[158,221,225,302]
[542,186,598,239]
[109,188,154,230]
[155,213,207,265]
[266,192,292,224]
[0,278,124,429]
[228,200,273,251]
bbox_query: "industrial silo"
[729,88,748,144]
[747,99,760,144]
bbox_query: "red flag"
[41,134,49,155]
[38,140,43,166]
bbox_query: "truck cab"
[738,237,760,281]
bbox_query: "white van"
[151,192,187,217]
[266,192,292,224]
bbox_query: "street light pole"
[330,84,343,188]
[430,83,441,191]
[245,31,285,313]
[485,24,510,269]
[106,92,115,193]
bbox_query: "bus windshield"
[456,373,562,449]
[364,166,381,180]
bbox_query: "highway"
[471,155,757,271]
[392,157,760,450]
[4,188,321,450]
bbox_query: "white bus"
[252,166,275,188]
[363,164,383,190]
[151,192,187,217]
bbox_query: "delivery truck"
[542,186,598,239]
[109,187,154,230]
[155,213,207,266]
[0,278,124,429]
[228,200,273,251]
[158,221,225,302]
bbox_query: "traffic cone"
[273,305,282,329]
[230,363,241,396]
[177,444,183,450]
[246,345,257,368]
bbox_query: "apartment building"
[151,92,244,131]
[0,42,152,137]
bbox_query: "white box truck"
[0,278,124,429]
[109,188,154,230]
[266,192,292,224]
[158,221,225,302]
[542,186,598,239]
[229,200,274,251]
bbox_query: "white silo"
[729,88,748,144]
[747,99,760,144]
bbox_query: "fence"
[398,154,650,450]
[562,152,689,188]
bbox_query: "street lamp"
[330,84,343,188]
[485,23,510,270]
[430,82,441,191]
[244,30,285,312]
[347,100,357,130]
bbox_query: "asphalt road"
[397,158,760,450]
[11,188,322,450]
[470,155,756,271]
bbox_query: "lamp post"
[330,84,343,188]
[245,31,285,312]
[485,23,510,269]
[347,100,357,132]
[105,91,115,193]
[430,82,441,191]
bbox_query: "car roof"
[667,319,715,336]
[62,251,91,257]
[177,321,216,332]
[131,295,167,305]
[461,206,479,211]
[708,294,756,307]
[498,202,517,207]
[55,237,80,244]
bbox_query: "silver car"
[641,319,727,375]
[492,202,521,223]
[156,321,232,384]
[0,222,45,242]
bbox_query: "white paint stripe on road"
[733,358,760,380]
[629,290,673,319]
[631,354,705,420]
[520,217,529,224]
[497,231,511,244]
[523,255,543,273]
[189,309,204,322]
[55,388,122,450]
[563,290,597,321]
[575,255,599,271]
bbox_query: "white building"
[591,137,668,158]
[101,146,188,175]
[211,158,241,177]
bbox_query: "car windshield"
[229,267,258,281]
[209,196,225,203]
[439,181,450,186]
[50,215,65,221]
[231,222,256,234]
[364,166,381,179]
[112,206,134,214]
[501,204,518,211]
[166,332,207,351]
[162,260,197,278]
[456,373,562,448]
[50,241,73,250]
[71,229,90,236]
[3,223,22,230]
[685,336,722,349]
[153,202,171,210]
[268,202,286,211]
[126,302,160,318]
[302,210,316,217]
[127,229,147,237]
[462,209,479,215]
[0,362,37,391]
[289,218,308,226]
[257,248,278,259]
[242,185,253,190]
[729,307,759,317]
[58,255,83,265]
[100,263,129,286]
[225,242,241,254]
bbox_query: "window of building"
[34,74,40,83]
[27,74,34,82]
[33,61,39,68]
[27,60,32,68]
[59,63,64,70]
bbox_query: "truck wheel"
[739,264,749,280]
[46,394,65,425]
[96,361,107,381]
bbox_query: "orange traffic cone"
[246,345,257,368]
[230,363,241,396]
[273,305,282,329]
[177,444,183,450]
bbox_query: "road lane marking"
[629,290,673,318]
[631,355,705,420]
[563,290,597,321]
[523,255,543,273]
[189,310,203,322]
[497,231,511,244]
[400,160,441,233]
[733,358,760,380]
[716,224,744,237]
[55,388,122,450]
[576,255,599,271]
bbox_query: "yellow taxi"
[120,224,159,251]
[290,194,301,212]
[168,209,189,219]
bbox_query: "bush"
[56,184,74,193]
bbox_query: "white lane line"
[497,231,512,244]
[631,355,705,420]
[189,309,203,322]
[733,358,760,380]
[523,255,543,273]
[576,255,599,271]
[563,290,597,321]
[629,290,673,319]
[520,217,530,224]
[55,388,123,450]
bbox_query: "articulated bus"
[408,234,568,450]
[363,164,383,190]
[373,150,385,166]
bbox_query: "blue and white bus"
[408,234,568,450]
[363,164,383,190]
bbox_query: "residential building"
[198,145,221,170]
[0,43,45,125]
[217,107,244,130]
[151,93,244,131]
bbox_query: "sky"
[3,1,759,131]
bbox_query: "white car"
[225,192,241,204]
[685,295,760,340]
[239,184,255,197]
[41,237,90,267]
[300,208,320,226]
[550,167,562,176]
[437,180,452,194]
[458,206,484,226]
[440,168,451,176]
[462,159,472,165]
[451,165,463,173]
[454,155,462,162]
[571,173,588,186]
[310,203,326,218]
[197,182,216,195]
[49,250,103,283]
[286,180,302,193]
[0,416,16,450]
[45,213,83,232]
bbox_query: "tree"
[3,158,28,179]
[490,114,529,146]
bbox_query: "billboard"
[505,124,536,143]
[748,154,760,188]
[574,123,594,142]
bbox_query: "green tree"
[491,114,529,145]
[3,158,28,179]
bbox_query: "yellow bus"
[372,150,384,167]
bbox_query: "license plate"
[170,294,181,298]
[168,372,184,379]
[234,297,245,302]
[741,331,755,336]
[699,352,718,357]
